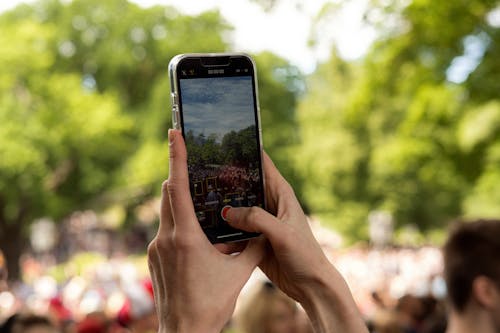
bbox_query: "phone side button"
[172,107,179,128]
[171,92,178,106]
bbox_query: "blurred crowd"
[0,242,448,333]
[333,246,447,333]
[0,252,157,333]
[1,218,499,333]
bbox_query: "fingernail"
[168,129,175,145]
[221,205,232,221]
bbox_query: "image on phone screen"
[178,70,264,242]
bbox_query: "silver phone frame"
[168,53,266,243]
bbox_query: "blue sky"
[180,76,256,141]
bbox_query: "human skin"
[148,129,368,333]
[225,154,369,333]
[147,129,265,333]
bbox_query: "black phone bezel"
[172,54,265,243]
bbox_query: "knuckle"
[247,206,262,222]
[173,231,196,250]
[155,235,171,253]
[166,178,184,200]
[168,143,177,159]
[147,240,160,273]
[147,238,156,258]
[161,180,169,195]
[166,178,177,195]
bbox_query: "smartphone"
[168,53,266,243]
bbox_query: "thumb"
[235,236,266,268]
[225,207,282,246]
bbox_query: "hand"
[225,152,330,300]
[225,153,368,333]
[147,129,264,333]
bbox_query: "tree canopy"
[0,0,302,278]
[1,0,499,279]
[295,0,500,240]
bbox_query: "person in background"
[147,129,368,333]
[236,281,312,333]
[2,312,60,333]
[443,220,500,333]
[369,309,402,333]
[396,294,424,333]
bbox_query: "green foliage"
[2,0,498,251]
[294,54,369,228]
[184,125,259,169]
[296,0,500,241]
[0,15,133,223]
[463,136,500,218]
[221,126,259,165]
[252,52,304,198]
[458,101,500,153]
[0,0,304,253]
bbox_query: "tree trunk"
[0,219,26,281]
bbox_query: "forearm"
[299,266,368,333]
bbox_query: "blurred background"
[0,0,499,332]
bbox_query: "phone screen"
[174,56,265,243]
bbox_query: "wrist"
[299,264,368,333]
[299,264,352,313]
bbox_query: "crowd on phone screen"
[189,164,262,212]
[1,219,498,333]
[189,164,260,192]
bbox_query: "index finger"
[158,179,174,235]
[262,152,303,217]
[167,129,202,234]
